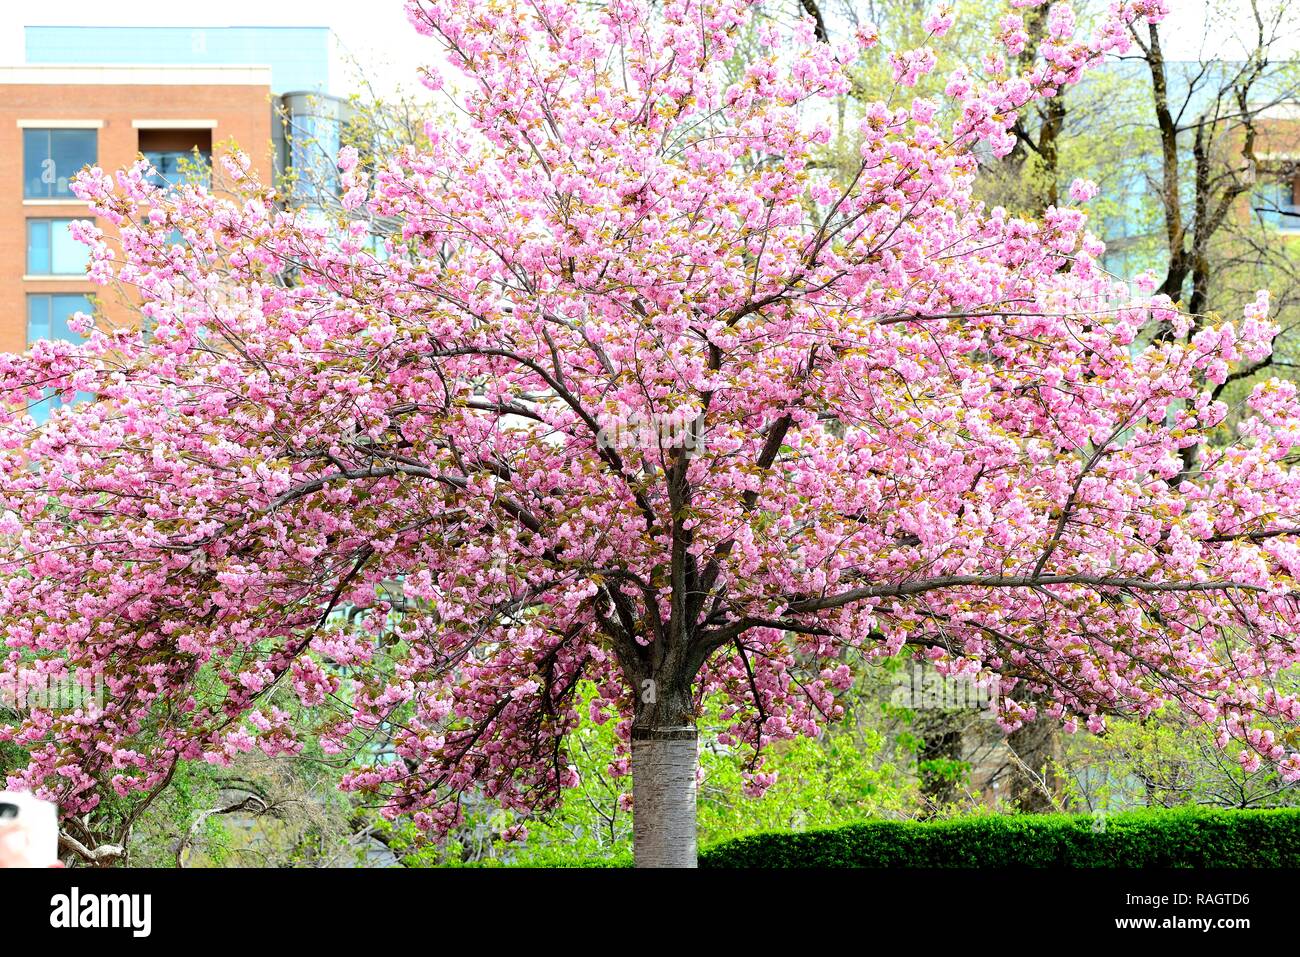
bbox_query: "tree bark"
[632,726,698,868]
[916,714,966,815]
[629,672,699,867]
[1006,714,1062,813]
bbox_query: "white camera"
[0,792,59,868]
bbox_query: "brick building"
[1,64,276,357]
[3,26,345,422]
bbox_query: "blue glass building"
[25,25,334,94]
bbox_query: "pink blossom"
[923,8,956,38]
[1069,177,1099,203]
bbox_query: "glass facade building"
[274,92,355,209]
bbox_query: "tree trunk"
[630,673,698,867]
[1006,715,1062,813]
[632,726,698,868]
[916,714,966,815]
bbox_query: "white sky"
[0,0,437,96]
[0,0,1279,98]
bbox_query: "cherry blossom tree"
[5,0,1300,868]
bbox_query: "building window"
[26,294,95,424]
[27,293,91,344]
[23,128,97,199]
[26,219,90,276]
[138,129,212,190]
[1252,172,1300,230]
[143,149,212,189]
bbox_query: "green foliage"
[1061,704,1300,813]
[382,680,916,866]
[698,807,1300,868]
[0,738,27,780]
[127,760,225,868]
[697,694,916,840]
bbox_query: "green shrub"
[698,807,1300,867]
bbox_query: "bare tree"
[1127,0,1300,323]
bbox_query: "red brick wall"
[1,79,275,353]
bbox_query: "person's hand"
[0,793,59,866]
[0,819,41,868]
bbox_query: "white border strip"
[132,119,219,129]
[17,119,103,129]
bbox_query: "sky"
[0,0,438,96]
[0,0,1282,98]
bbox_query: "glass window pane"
[48,130,96,199]
[1253,180,1296,229]
[26,294,94,425]
[26,294,90,344]
[24,129,96,199]
[27,294,52,342]
[27,220,52,274]
[144,149,211,189]
[50,221,89,275]
[287,109,342,207]
[50,294,90,341]
[23,129,50,198]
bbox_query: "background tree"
[1125,1,1298,321]
[1066,697,1300,811]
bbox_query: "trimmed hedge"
[697,807,1300,867]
